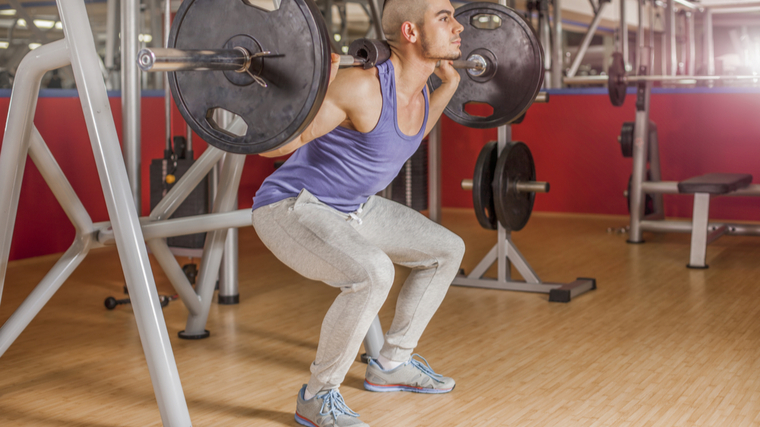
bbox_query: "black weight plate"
[472,141,499,230]
[493,141,535,231]
[608,52,627,107]
[168,0,331,154]
[619,121,634,157]
[429,3,544,128]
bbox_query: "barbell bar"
[138,47,487,74]
[139,46,548,103]
[564,52,759,106]
[564,74,760,85]
[462,178,550,193]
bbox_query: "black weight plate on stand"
[429,2,544,128]
[168,0,331,154]
[493,141,535,231]
[619,121,634,157]
[472,141,499,230]
[608,52,627,107]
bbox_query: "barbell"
[137,0,545,155]
[462,141,549,231]
[139,42,488,77]
[565,52,760,106]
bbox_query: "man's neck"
[389,51,436,103]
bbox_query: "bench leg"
[688,193,711,269]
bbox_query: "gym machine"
[565,0,760,268]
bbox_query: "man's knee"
[342,254,395,297]
[439,232,466,267]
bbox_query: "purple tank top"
[252,60,429,213]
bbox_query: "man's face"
[418,0,464,61]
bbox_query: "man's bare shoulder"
[328,66,382,106]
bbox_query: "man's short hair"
[381,0,430,42]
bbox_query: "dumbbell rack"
[0,0,264,424]
[452,125,596,302]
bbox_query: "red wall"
[442,88,760,221]
[0,93,278,261]
[2,88,759,261]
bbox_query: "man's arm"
[261,54,347,158]
[424,60,460,138]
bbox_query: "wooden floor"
[2,209,760,426]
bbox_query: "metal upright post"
[216,112,239,305]
[649,0,655,72]
[164,0,171,155]
[540,0,552,87]
[704,9,715,75]
[427,122,442,224]
[686,11,696,75]
[59,0,191,423]
[620,0,629,70]
[121,0,141,213]
[551,0,563,87]
[636,0,644,70]
[629,2,654,243]
[666,0,677,75]
[497,124,511,282]
[104,0,118,89]
[149,0,162,89]
[182,153,245,337]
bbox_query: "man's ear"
[400,21,419,43]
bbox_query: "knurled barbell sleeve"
[138,48,250,72]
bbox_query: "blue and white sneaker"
[364,354,455,394]
[295,385,369,427]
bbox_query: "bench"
[678,173,753,268]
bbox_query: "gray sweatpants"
[252,189,465,396]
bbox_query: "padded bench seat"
[678,173,753,194]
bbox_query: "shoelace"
[410,354,445,383]
[318,389,360,420]
[347,207,363,225]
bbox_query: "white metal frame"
[0,1,388,422]
[0,0,258,423]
